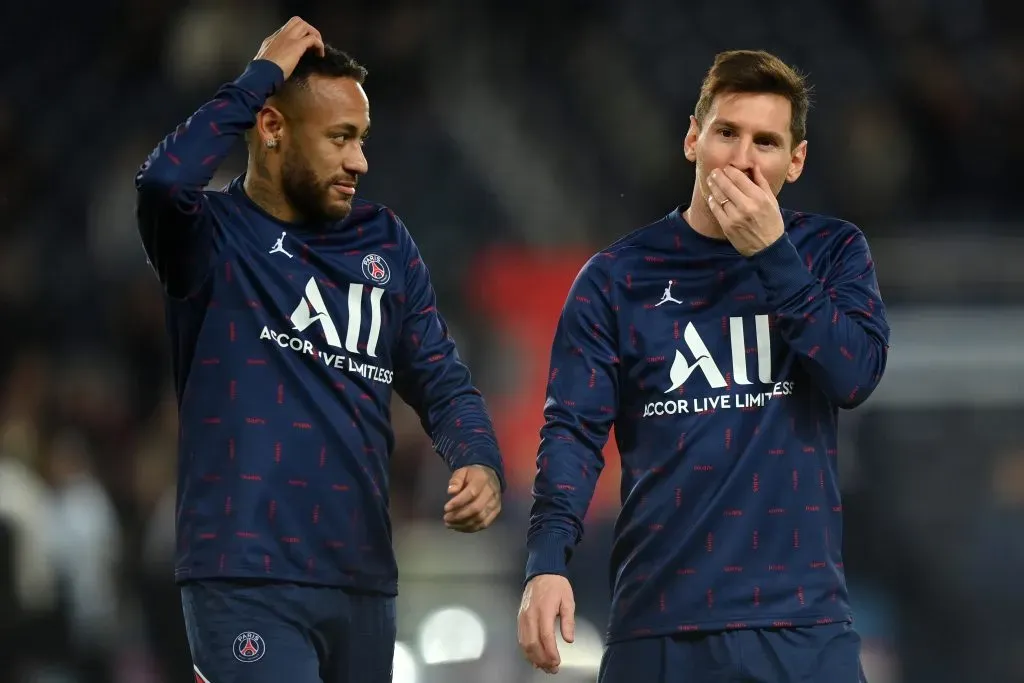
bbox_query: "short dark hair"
[694,50,811,145]
[248,46,367,147]
[286,44,368,91]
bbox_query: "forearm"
[751,233,889,407]
[135,60,283,209]
[525,424,604,580]
[526,254,618,580]
[427,380,506,491]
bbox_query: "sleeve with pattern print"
[135,60,284,299]
[525,254,620,581]
[750,225,890,408]
[390,215,506,490]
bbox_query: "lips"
[332,182,356,197]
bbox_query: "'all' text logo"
[666,315,772,392]
[291,277,384,357]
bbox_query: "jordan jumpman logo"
[269,231,294,258]
[655,279,683,306]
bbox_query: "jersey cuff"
[525,531,573,584]
[449,450,507,492]
[237,59,286,98]
[748,233,817,309]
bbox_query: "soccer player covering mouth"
[135,17,505,683]
[518,50,889,682]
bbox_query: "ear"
[254,105,287,148]
[786,139,808,183]
[683,115,700,163]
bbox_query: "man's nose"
[346,146,368,175]
[729,140,755,174]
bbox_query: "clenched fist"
[443,465,501,532]
[253,16,326,79]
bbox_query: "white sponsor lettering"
[645,315,793,419]
[258,276,393,385]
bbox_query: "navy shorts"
[181,579,396,683]
[599,623,867,683]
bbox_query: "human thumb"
[448,468,467,494]
[559,598,576,643]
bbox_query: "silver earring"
[265,138,278,149]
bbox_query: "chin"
[319,198,353,221]
[329,202,353,220]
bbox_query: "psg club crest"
[233,631,266,663]
[361,253,391,285]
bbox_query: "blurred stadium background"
[2,1,1022,681]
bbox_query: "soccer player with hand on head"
[136,17,504,683]
[518,50,889,682]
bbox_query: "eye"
[331,134,369,147]
[719,128,735,138]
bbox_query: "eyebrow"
[328,122,371,137]
[714,119,785,144]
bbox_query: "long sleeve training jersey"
[136,60,505,594]
[526,208,889,642]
